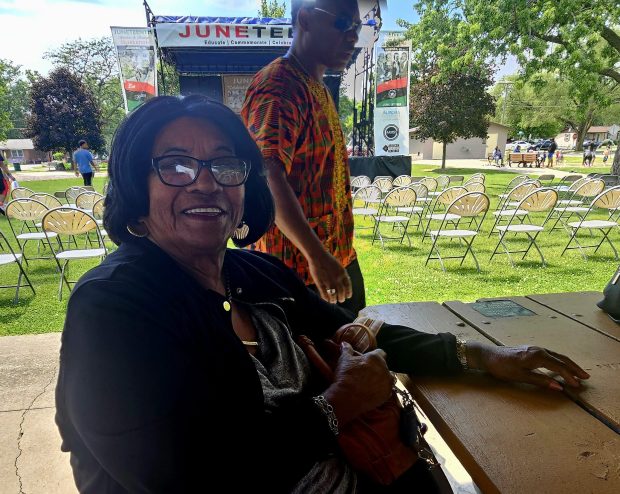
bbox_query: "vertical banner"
[222,75,254,114]
[111,27,158,112]
[374,32,411,156]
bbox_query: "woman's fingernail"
[549,381,563,391]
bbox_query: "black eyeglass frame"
[312,7,364,35]
[151,155,251,188]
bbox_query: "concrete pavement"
[0,333,76,494]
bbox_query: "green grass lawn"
[0,170,617,336]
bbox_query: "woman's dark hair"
[104,95,274,247]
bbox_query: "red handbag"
[298,323,420,485]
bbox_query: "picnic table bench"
[507,152,537,168]
[362,291,620,493]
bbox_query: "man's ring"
[327,288,336,295]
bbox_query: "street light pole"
[497,80,514,125]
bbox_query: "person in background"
[242,0,366,314]
[513,144,521,153]
[492,146,503,167]
[73,139,95,186]
[583,143,596,167]
[0,150,16,210]
[603,145,611,165]
[547,138,557,168]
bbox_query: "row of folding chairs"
[351,173,486,197]
[1,198,108,302]
[353,180,620,272]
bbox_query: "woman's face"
[143,116,244,261]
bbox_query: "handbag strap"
[296,335,335,382]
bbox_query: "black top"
[56,240,460,493]
[549,141,558,153]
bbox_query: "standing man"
[242,0,365,314]
[73,139,95,186]
[547,138,558,168]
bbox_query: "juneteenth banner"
[374,32,411,156]
[155,22,376,48]
[111,27,157,112]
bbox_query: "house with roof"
[0,139,50,164]
[585,125,620,143]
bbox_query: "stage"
[349,155,411,180]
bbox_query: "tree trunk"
[612,145,620,175]
[575,109,595,152]
[441,141,447,169]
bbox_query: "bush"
[52,152,64,161]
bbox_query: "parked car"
[505,140,530,152]
[534,139,554,151]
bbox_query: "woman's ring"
[327,288,336,295]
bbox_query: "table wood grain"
[526,292,620,342]
[444,296,620,433]
[363,302,620,493]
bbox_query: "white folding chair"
[490,188,558,267]
[29,193,63,209]
[544,179,606,233]
[498,175,529,203]
[422,186,468,242]
[393,175,413,187]
[65,186,87,206]
[372,176,393,196]
[0,229,35,303]
[561,186,620,260]
[10,187,34,200]
[396,183,427,231]
[352,185,382,232]
[42,207,108,300]
[426,192,490,272]
[488,181,541,236]
[5,199,58,263]
[76,191,104,213]
[351,175,371,193]
[464,182,486,193]
[371,187,417,248]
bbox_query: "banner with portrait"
[222,75,254,114]
[111,27,158,112]
[374,32,411,156]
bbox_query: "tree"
[26,68,104,161]
[0,59,18,141]
[258,0,286,17]
[411,67,496,169]
[492,73,620,146]
[44,37,124,150]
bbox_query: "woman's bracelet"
[456,338,469,370]
[312,395,339,436]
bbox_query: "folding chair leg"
[524,232,546,266]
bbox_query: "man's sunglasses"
[313,7,375,35]
[151,155,250,187]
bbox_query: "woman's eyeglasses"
[151,155,251,187]
[313,7,375,35]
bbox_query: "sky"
[0,0,516,77]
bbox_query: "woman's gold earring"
[232,221,249,240]
[126,223,149,238]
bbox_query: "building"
[585,125,620,143]
[0,139,49,164]
[409,122,510,160]
[555,131,578,149]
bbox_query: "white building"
[409,122,510,160]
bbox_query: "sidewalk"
[411,158,584,178]
[0,333,75,494]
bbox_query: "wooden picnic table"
[362,292,620,493]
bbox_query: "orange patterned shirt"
[241,57,356,285]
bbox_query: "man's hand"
[75,170,80,177]
[308,250,352,304]
[466,342,590,391]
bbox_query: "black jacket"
[56,240,460,493]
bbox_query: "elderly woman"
[56,95,589,493]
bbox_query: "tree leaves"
[26,68,104,157]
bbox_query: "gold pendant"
[223,300,231,312]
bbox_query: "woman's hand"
[308,250,352,305]
[323,342,393,426]
[466,341,590,391]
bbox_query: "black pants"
[82,172,93,186]
[309,258,366,316]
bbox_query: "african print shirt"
[241,57,356,285]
